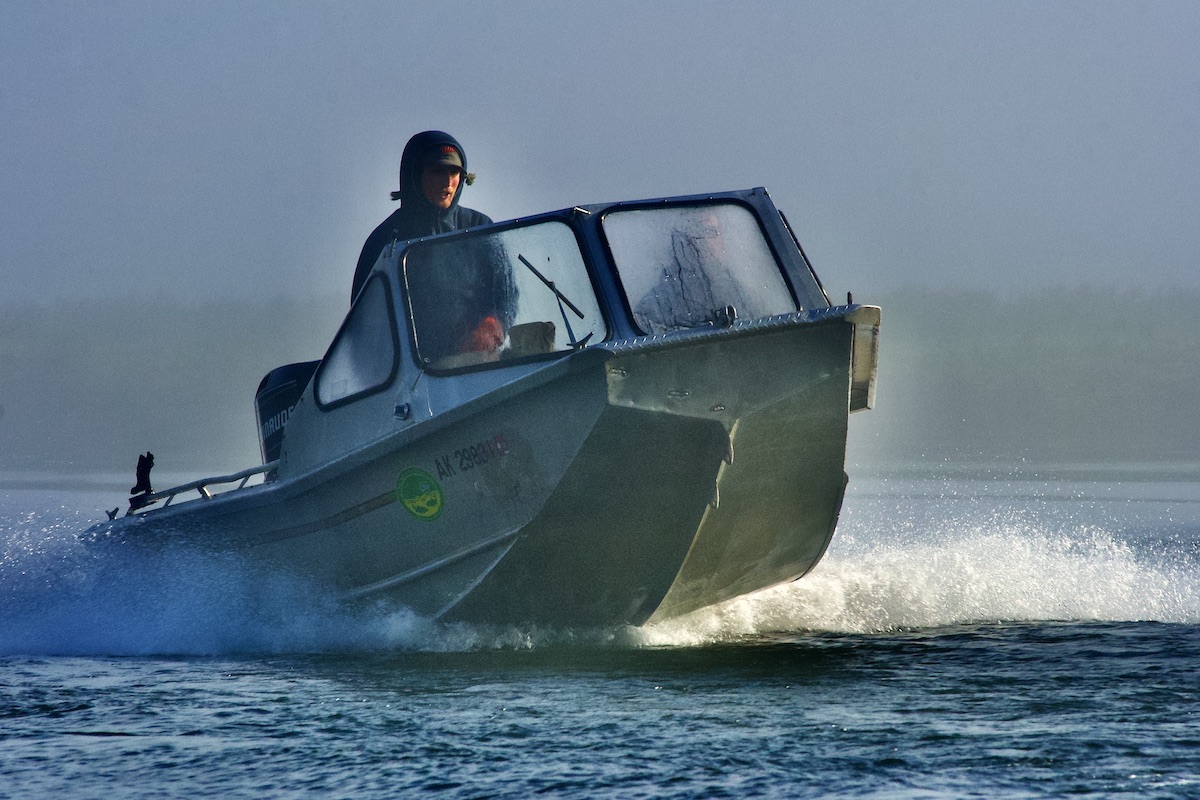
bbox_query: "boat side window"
[314,274,399,409]
[403,221,607,371]
[602,202,798,335]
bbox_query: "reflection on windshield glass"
[603,203,797,334]
[404,222,606,370]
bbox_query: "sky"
[3,1,1197,307]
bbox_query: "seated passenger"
[352,130,492,302]
[405,233,518,369]
[460,315,505,355]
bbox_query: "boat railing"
[129,461,278,515]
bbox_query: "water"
[2,467,1199,798]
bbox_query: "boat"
[86,187,881,627]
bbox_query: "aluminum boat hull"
[88,311,870,627]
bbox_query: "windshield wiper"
[517,253,588,348]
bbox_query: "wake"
[3,504,1196,656]
[639,520,1200,645]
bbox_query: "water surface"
[2,468,1198,798]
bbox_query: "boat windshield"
[602,202,798,335]
[403,220,607,371]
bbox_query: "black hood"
[354,130,492,302]
[393,130,470,214]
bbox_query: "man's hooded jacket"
[352,130,492,301]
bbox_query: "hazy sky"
[3,1,1197,305]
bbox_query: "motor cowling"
[254,361,319,464]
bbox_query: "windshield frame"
[313,272,401,411]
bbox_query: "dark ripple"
[1,623,1198,798]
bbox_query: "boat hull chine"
[604,320,855,623]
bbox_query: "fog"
[2,3,1198,479]
[3,287,1196,479]
[847,287,1200,469]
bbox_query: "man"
[352,130,492,301]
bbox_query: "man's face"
[421,164,462,209]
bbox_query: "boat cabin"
[263,188,836,476]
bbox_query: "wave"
[639,522,1200,646]
[2,507,1196,657]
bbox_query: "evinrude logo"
[396,467,443,521]
[261,407,292,439]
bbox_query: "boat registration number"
[436,434,510,480]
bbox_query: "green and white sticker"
[396,467,443,521]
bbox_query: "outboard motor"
[254,361,319,465]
